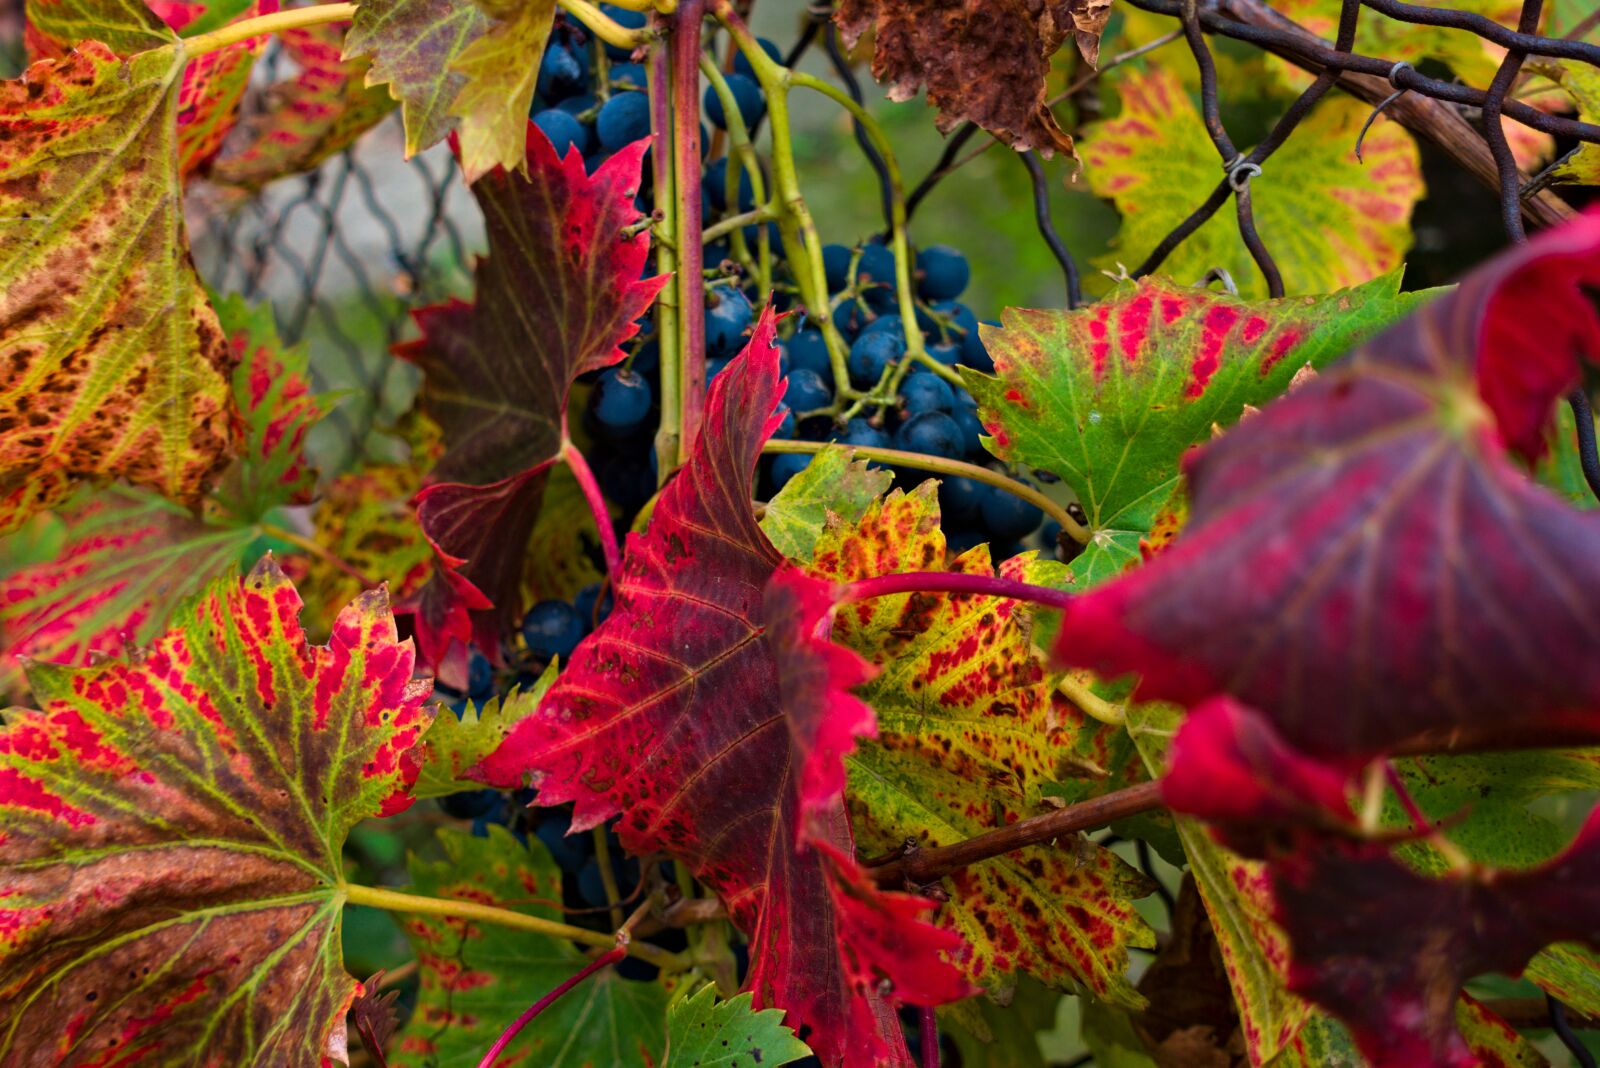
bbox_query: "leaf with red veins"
[1266,813,1600,1068]
[833,0,1106,156]
[1052,214,1600,762]
[211,22,395,192]
[397,125,665,663]
[478,311,962,1067]
[0,556,432,1063]
[0,488,253,696]
[791,483,1156,1001]
[1161,697,1357,839]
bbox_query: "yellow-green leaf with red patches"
[0,486,254,698]
[961,271,1421,590]
[391,826,668,1068]
[1080,64,1424,300]
[814,482,1157,1002]
[0,556,433,1062]
[0,43,238,533]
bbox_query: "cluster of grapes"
[525,8,1051,558]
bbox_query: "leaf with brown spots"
[800,483,1157,1002]
[0,43,238,533]
[0,556,433,1064]
[342,0,490,158]
[832,0,1108,156]
[27,0,277,179]
[960,271,1420,590]
[390,826,667,1068]
[759,443,894,563]
[478,314,970,1067]
[413,662,549,798]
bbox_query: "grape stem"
[183,1,355,57]
[560,439,622,577]
[839,571,1075,613]
[672,0,709,457]
[476,946,628,1068]
[762,439,1091,544]
[343,884,684,969]
[700,54,774,292]
[648,40,682,478]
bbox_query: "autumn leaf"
[478,311,967,1066]
[25,0,272,178]
[211,21,396,192]
[448,0,558,182]
[1052,213,1600,763]
[759,443,893,562]
[390,826,667,1067]
[833,0,1106,156]
[343,0,490,157]
[962,272,1422,588]
[1080,65,1424,300]
[0,557,432,1062]
[662,986,813,1068]
[0,487,254,696]
[210,293,334,519]
[0,43,237,533]
[776,483,1157,1000]
[398,125,663,666]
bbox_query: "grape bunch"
[524,7,1054,560]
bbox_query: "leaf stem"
[476,947,628,1068]
[672,0,708,456]
[868,780,1166,887]
[1057,672,1126,726]
[559,439,621,576]
[761,439,1090,544]
[559,0,656,49]
[259,523,377,588]
[839,571,1074,613]
[343,883,683,969]
[591,826,626,930]
[182,1,355,58]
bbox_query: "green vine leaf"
[962,272,1421,587]
[0,43,238,533]
[392,826,668,1067]
[1080,65,1424,299]
[0,556,433,1061]
[412,664,552,798]
[811,482,1157,1002]
[758,443,893,561]
[662,986,813,1068]
[343,0,491,158]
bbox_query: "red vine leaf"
[397,125,664,666]
[1052,213,1600,762]
[833,0,1104,156]
[0,43,238,533]
[211,21,396,192]
[0,557,433,1061]
[478,312,965,1066]
[1266,814,1600,1067]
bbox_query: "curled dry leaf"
[833,0,1109,157]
